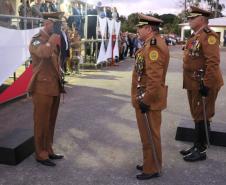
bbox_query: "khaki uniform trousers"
[32,93,60,160]
[187,88,220,121]
[135,109,162,174]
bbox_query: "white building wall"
[180,25,226,45]
[211,27,226,44]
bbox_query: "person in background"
[48,0,58,12]
[31,0,43,27]
[67,1,81,33]
[60,19,70,74]
[112,7,119,20]
[18,0,32,29]
[0,0,15,28]
[41,0,58,12]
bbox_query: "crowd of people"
[0,0,122,74]
[119,32,143,60]
[0,0,119,32]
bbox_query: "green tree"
[178,0,225,17]
[126,13,139,33]
[119,15,127,32]
[120,13,181,35]
[160,14,181,35]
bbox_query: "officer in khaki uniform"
[28,12,65,166]
[180,6,223,162]
[131,14,169,180]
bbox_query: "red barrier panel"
[0,65,32,104]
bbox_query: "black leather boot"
[183,145,207,162]
[183,121,208,162]
[180,123,199,156]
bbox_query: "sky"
[89,0,226,16]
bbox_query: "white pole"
[85,0,88,39]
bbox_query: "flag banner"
[105,18,114,59]
[113,21,121,58]
[97,17,107,64]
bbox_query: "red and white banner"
[0,65,32,104]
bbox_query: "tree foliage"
[120,13,139,33]
[120,13,181,35]
[178,0,225,17]
[119,0,225,35]
[160,14,181,35]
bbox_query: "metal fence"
[0,14,106,84]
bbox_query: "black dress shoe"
[183,149,206,162]
[180,145,206,156]
[136,165,143,171]
[49,154,64,160]
[36,159,56,166]
[136,172,160,180]
[180,146,195,156]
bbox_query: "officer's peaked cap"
[136,13,163,27]
[187,6,212,18]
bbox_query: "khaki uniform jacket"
[183,26,224,90]
[28,30,62,96]
[131,34,169,110]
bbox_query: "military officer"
[28,12,65,166]
[131,14,169,180]
[180,6,224,162]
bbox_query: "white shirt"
[61,30,69,50]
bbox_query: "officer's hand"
[199,85,209,97]
[48,34,60,47]
[139,101,150,114]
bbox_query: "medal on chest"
[187,37,201,57]
[135,53,145,77]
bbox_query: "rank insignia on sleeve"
[149,50,158,61]
[32,40,41,46]
[208,36,216,45]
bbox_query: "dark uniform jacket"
[183,26,224,90]
[28,30,63,96]
[131,34,169,110]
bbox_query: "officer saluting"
[28,12,65,166]
[180,6,224,161]
[131,14,169,180]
